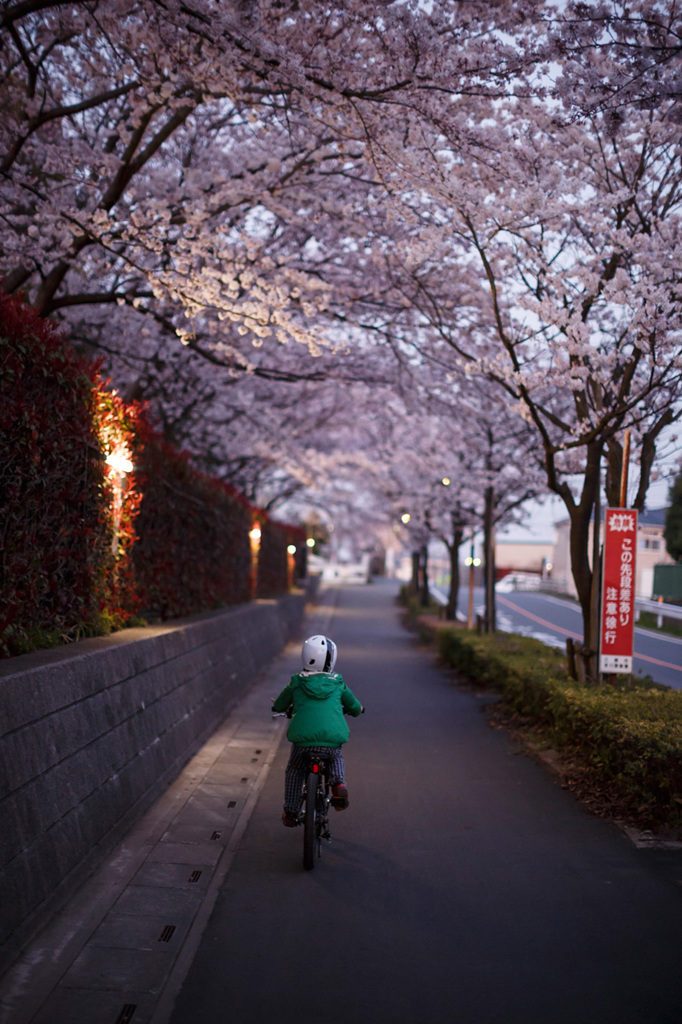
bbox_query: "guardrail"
[430,582,682,629]
[635,597,682,626]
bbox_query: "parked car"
[495,572,541,593]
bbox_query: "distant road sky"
[501,423,680,544]
[501,474,675,544]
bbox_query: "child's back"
[272,635,363,826]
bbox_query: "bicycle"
[273,706,364,870]
[301,752,333,870]
[272,712,334,870]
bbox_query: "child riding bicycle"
[272,634,363,828]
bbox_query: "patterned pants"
[283,745,345,815]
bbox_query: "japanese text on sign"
[600,509,638,674]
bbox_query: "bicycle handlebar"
[272,706,365,717]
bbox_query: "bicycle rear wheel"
[303,771,317,870]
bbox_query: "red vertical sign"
[599,508,638,673]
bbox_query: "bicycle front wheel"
[303,771,317,870]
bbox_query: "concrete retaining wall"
[0,592,306,974]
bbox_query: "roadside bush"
[1,297,305,654]
[0,293,108,655]
[92,382,144,625]
[132,425,252,619]
[256,519,306,598]
[437,627,682,829]
[256,518,289,598]
[398,584,443,625]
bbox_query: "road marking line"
[497,595,582,641]
[497,596,681,674]
[634,652,682,671]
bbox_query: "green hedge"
[437,628,682,829]
[398,584,442,624]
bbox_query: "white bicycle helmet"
[301,634,338,674]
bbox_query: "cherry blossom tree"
[0,0,530,323]
[4,0,680,674]
[353,19,682,665]
[548,0,682,118]
[0,0,541,515]
[364,373,543,624]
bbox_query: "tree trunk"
[567,442,603,673]
[588,464,602,680]
[569,503,595,666]
[445,523,464,621]
[420,542,430,607]
[410,550,420,595]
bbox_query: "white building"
[552,508,673,599]
[496,539,555,577]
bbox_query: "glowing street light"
[466,533,482,630]
[249,524,262,597]
[106,448,133,555]
[286,544,297,588]
[401,513,411,524]
[441,477,451,486]
[106,450,133,474]
[306,537,315,548]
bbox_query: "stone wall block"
[0,591,306,974]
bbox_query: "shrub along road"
[454,586,682,690]
[168,579,682,1024]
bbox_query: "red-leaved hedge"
[0,293,109,654]
[1,295,306,655]
[132,424,253,619]
[256,518,306,598]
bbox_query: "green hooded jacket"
[272,671,362,747]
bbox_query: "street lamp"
[286,544,297,589]
[106,451,133,474]
[465,534,481,629]
[106,448,133,555]
[249,524,262,597]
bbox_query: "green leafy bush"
[437,628,682,828]
[398,584,443,625]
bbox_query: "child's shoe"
[282,811,299,827]
[331,783,349,810]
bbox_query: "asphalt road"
[485,589,682,689]
[168,579,682,1024]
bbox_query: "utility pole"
[483,485,496,633]
[467,531,476,629]
[620,430,631,508]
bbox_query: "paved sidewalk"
[4,580,682,1024]
[0,591,338,1024]
[168,578,682,1024]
